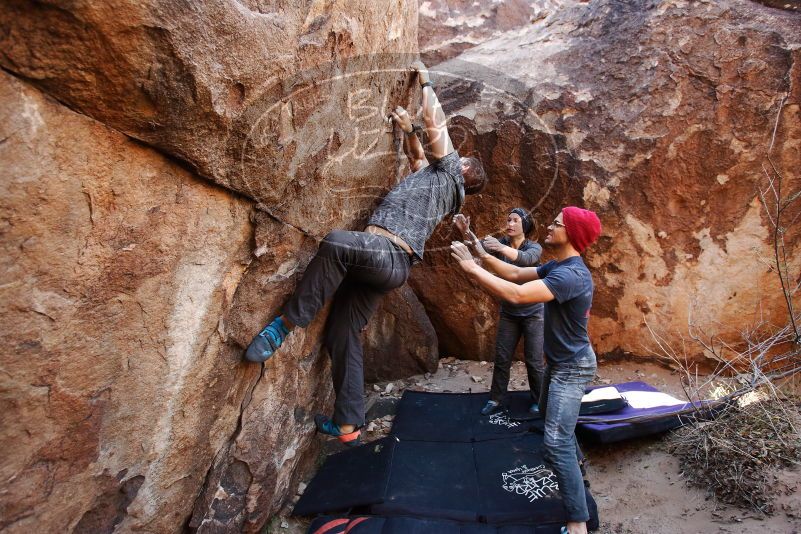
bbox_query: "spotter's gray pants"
[539,352,597,523]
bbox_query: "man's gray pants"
[282,230,411,427]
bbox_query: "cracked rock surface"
[0,2,426,533]
[0,71,253,533]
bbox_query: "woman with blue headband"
[454,208,544,416]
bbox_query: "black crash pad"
[390,391,543,442]
[371,433,597,526]
[390,389,626,441]
[294,391,600,531]
[293,437,396,516]
[296,435,598,529]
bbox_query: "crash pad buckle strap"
[312,518,348,534]
[343,517,368,532]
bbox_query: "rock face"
[363,285,439,382]
[418,0,544,66]
[0,72,253,532]
[412,0,801,360]
[0,0,418,235]
[0,2,424,533]
[2,0,799,532]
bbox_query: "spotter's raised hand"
[482,235,503,253]
[450,241,477,271]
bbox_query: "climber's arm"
[411,61,454,160]
[391,106,428,173]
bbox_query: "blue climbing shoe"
[314,414,362,447]
[245,316,289,363]
[480,400,503,416]
[529,402,540,415]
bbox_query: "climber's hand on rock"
[453,213,470,238]
[483,236,503,253]
[390,106,414,133]
[410,60,430,85]
[450,241,477,271]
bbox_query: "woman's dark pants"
[489,312,545,404]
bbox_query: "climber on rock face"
[245,60,488,447]
[450,207,601,534]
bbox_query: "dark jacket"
[489,237,543,318]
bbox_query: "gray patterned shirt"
[368,151,465,263]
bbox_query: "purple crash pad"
[576,381,702,444]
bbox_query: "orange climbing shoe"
[314,414,362,447]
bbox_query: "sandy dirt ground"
[268,359,801,534]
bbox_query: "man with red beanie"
[450,206,601,534]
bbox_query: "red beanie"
[562,206,601,253]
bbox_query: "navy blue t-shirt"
[536,256,594,364]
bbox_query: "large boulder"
[418,0,543,65]
[0,72,253,533]
[363,285,439,382]
[412,0,801,360]
[0,0,419,234]
[0,1,428,532]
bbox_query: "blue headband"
[510,208,532,234]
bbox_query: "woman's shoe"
[480,400,503,416]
